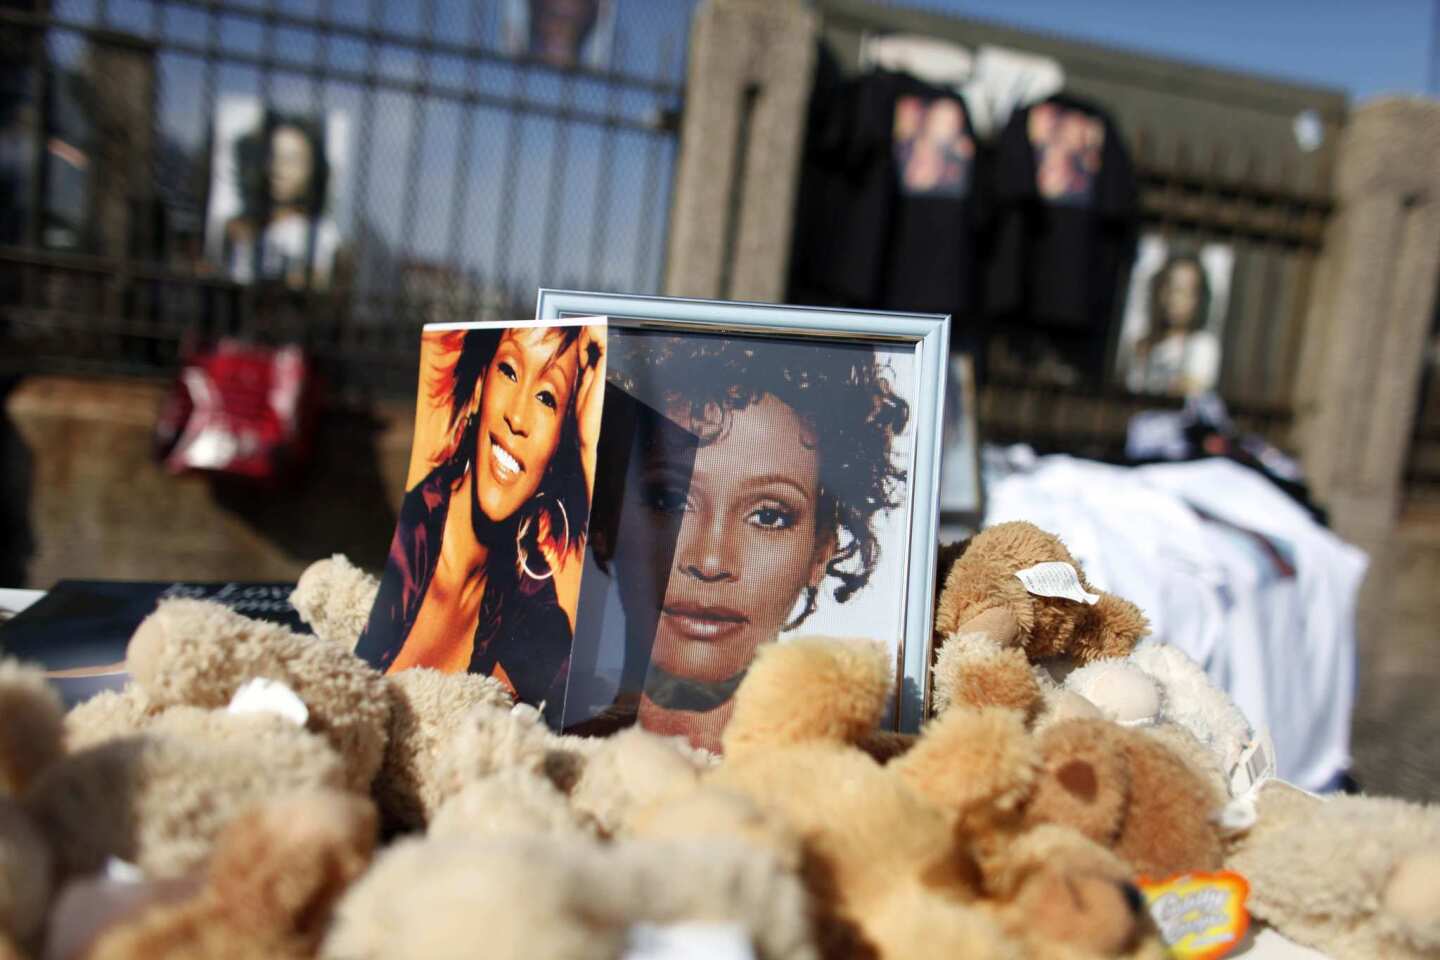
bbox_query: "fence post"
[663,0,817,302]
[1292,98,1440,553]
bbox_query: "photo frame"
[536,290,948,736]
[355,317,609,730]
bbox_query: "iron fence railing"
[0,0,695,402]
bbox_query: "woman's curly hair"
[607,332,910,627]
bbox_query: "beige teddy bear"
[1227,781,1440,958]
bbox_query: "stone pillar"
[1293,98,1440,553]
[663,0,817,302]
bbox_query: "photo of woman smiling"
[356,320,606,722]
[580,332,912,752]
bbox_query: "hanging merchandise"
[881,71,985,318]
[787,47,895,311]
[963,45,1066,140]
[788,51,986,341]
[984,94,1140,383]
[153,338,319,483]
[856,34,1066,140]
[858,31,976,89]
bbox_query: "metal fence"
[0,0,695,400]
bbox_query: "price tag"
[1138,871,1250,959]
[1014,561,1100,605]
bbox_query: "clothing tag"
[227,677,309,727]
[1228,728,1276,799]
[1014,562,1100,605]
[623,923,755,960]
[1138,871,1250,959]
[1217,727,1277,834]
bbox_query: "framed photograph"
[1115,234,1235,396]
[355,317,609,729]
[537,290,948,749]
[204,95,351,290]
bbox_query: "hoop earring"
[782,583,820,632]
[516,496,571,582]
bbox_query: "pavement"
[1347,508,1440,802]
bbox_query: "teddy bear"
[61,787,378,960]
[1225,780,1440,959]
[919,633,1232,880]
[934,522,1150,663]
[1056,641,1254,779]
[289,554,378,654]
[632,636,1166,960]
[321,832,818,960]
[307,632,1159,960]
[929,523,1151,724]
[0,659,62,954]
[62,595,514,834]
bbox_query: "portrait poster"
[203,95,350,290]
[892,94,975,198]
[1027,100,1104,206]
[537,292,947,753]
[1115,234,1235,397]
[355,318,609,728]
[502,0,618,71]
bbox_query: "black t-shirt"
[984,95,1139,347]
[788,64,986,329]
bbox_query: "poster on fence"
[1115,234,1235,397]
[204,95,350,290]
[503,0,617,70]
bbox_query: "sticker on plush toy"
[623,922,755,959]
[1013,561,1100,605]
[1138,870,1250,960]
[227,677,310,727]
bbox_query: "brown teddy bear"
[933,523,1150,718]
[70,788,377,960]
[644,637,1165,959]
[917,633,1230,880]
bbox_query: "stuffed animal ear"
[1009,868,1145,957]
[290,555,379,652]
[1025,719,1130,848]
[931,634,1041,718]
[1082,593,1150,662]
[722,638,891,757]
[934,559,1032,644]
[0,659,65,795]
[891,707,1037,825]
[208,789,377,947]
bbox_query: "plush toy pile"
[1,522,1437,959]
